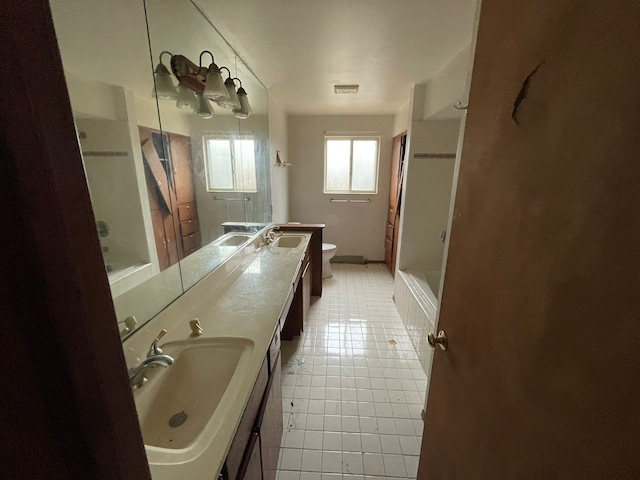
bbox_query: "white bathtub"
[394,269,441,373]
[107,262,153,297]
[408,270,441,306]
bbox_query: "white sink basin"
[213,233,252,247]
[272,235,304,249]
[133,337,254,453]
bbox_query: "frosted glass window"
[233,139,257,192]
[204,137,257,192]
[325,140,351,192]
[324,136,379,194]
[205,139,233,190]
[352,140,378,191]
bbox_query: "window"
[204,136,257,192]
[324,136,380,194]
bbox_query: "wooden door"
[419,1,640,479]
[169,133,195,204]
[386,132,406,274]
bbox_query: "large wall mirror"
[49,0,272,339]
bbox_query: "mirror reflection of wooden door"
[139,127,200,270]
[419,1,640,478]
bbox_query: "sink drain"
[169,411,187,428]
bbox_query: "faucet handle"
[189,318,203,337]
[147,329,167,357]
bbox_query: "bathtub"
[107,262,153,297]
[409,270,441,306]
[394,269,441,373]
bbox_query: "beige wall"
[397,118,460,272]
[423,44,471,119]
[394,100,411,136]
[268,95,290,223]
[288,115,394,261]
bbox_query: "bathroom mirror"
[49,0,272,339]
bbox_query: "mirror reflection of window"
[204,136,257,192]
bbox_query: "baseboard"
[331,255,366,264]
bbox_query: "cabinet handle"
[302,260,311,278]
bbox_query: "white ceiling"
[50,0,476,117]
[193,0,477,115]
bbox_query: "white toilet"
[322,243,337,278]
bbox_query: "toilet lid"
[322,243,337,251]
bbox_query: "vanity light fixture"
[334,84,359,94]
[151,50,252,119]
[232,78,251,119]
[176,83,198,111]
[151,51,178,100]
[200,50,229,102]
[195,93,214,118]
[214,67,241,109]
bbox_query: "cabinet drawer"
[181,231,200,254]
[386,221,394,241]
[179,217,199,237]
[177,202,197,221]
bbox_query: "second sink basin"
[272,235,304,249]
[213,233,252,247]
[133,337,254,453]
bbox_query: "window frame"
[203,134,257,193]
[323,135,381,194]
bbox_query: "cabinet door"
[238,432,262,480]
[163,212,180,267]
[302,260,311,326]
[169,133,195,205]
[260,355,282,480]
[226,360,269,480]
[149,209,169,270]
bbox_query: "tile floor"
[277,264,427,480]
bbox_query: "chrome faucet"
[128,329,174,389]
[128,355,174,389]
[147,328,167,357]
[262,224,281,244]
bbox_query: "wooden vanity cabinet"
[237,433,261,480]
[281,244,311,340]
[260,353,282,480]
[276,224,324,296]
[222,326,283,480]
[224,359,268,480]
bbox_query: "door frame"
[0,1,151,478]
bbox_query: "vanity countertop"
[122,232,312,480]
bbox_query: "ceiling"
[193,0,478,115]
[50,0,477,117]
